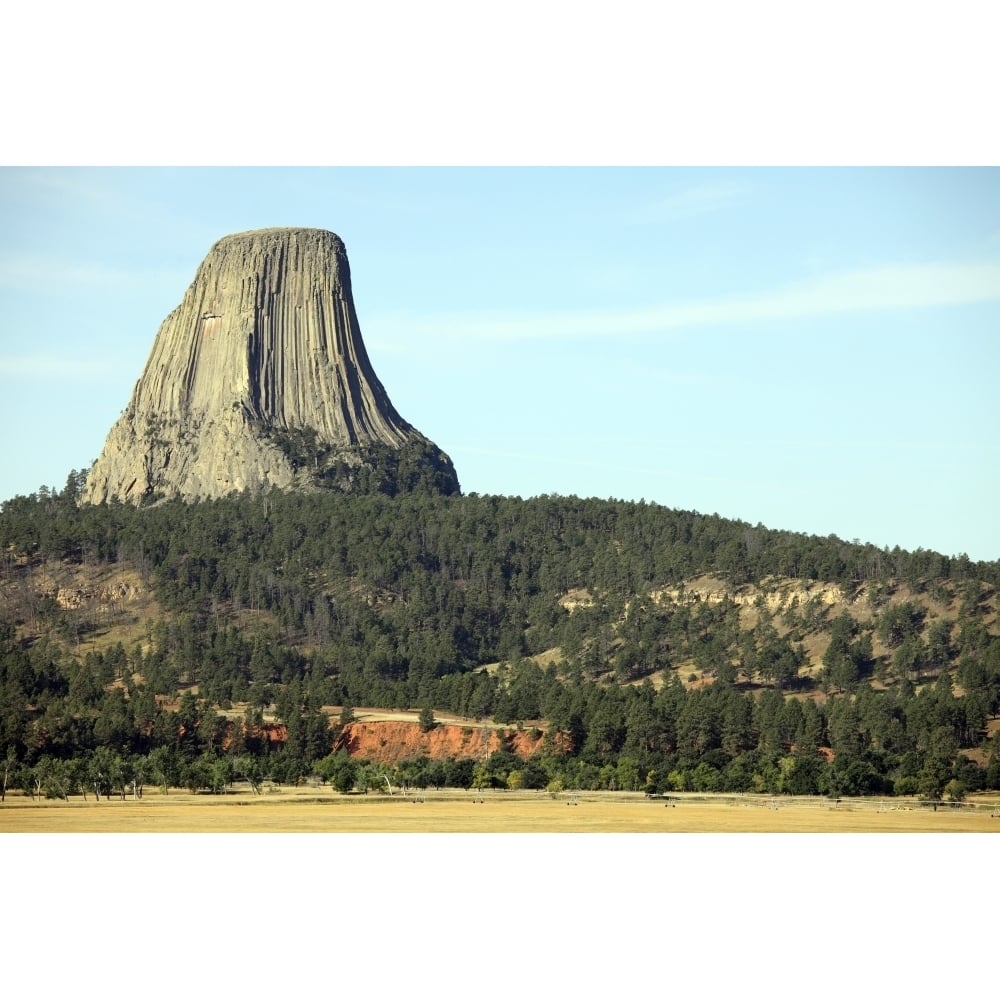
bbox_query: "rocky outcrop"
[82,227,458,504]
[332,720,555,765]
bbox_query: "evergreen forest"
[2,470,999,803]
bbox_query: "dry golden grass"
[3,789,998,833]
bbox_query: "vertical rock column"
[81,227,455,504]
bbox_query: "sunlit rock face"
[82,228,458,504]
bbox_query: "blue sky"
[1,166,998,561]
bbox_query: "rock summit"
[82,228,459,504]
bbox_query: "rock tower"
[81,228,458,504]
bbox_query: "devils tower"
[81,228,459,504]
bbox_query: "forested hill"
[2,475,999,800]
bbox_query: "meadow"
[3,787,998,833]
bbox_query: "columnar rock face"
[82,228,459,504]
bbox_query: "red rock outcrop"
[333,720,554,765]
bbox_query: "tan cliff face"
[82,228,457,504]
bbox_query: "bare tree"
[1,747,17,802]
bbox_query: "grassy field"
[3,787,999,832]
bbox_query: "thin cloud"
[453,444,748,491]
[637,179,750,222]
[12,169,130,210]
[0,252,190,295]
[0,254,133,289]
[367,259,1000,347]
[0,355,116,379]
[5,168,213,244]
[453,444,664,478]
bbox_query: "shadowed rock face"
[82,228,458,504]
